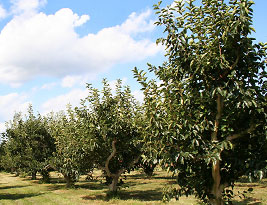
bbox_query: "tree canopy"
[76,79,143,192]
[134,0,266,204]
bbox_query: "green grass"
[0,169,266,204]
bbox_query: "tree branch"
[226,124,256,141]
[220,51,240,79]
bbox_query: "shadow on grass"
[0,193,43,200]
[232,197,262,205]
[0,185,29,190]
[119,189,163,201]
[76,182,107,190]
[45,181,107,191]
[82,189,163,202]
[128,173,173,180]
[46,184,67,191]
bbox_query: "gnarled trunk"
[104,140,140,193]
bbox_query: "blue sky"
[0,0,266,132]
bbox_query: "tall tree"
[77,79,143,193]
[134,0,266,204]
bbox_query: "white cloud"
[61,75,90,88]
[0,122,7,133]
[0,4,7,19]
[41,82,57,90]
[10,0,47,15]
[0,93,30,122]
[41,89,88,115]
[132,90,144,103]
[0,7,161,86]
[119,10,154,34]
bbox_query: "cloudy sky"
[0,0,266,132]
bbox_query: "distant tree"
[134,0,266,204]
[77,79,143,193]
[48,107,94,188]
[1,105,55,181]
[0,113,24,174]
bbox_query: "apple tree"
[76,79,143,193]
[47,107,94,188]
[134,0,266,204]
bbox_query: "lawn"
[0,169,266,204]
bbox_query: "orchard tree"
[134,0,266,204]
[77,79,143,193]
[0,113,24,174]
[22,106,55,181]
[1,106,55,180]
[48,107,94,188]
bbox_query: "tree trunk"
[210,161,224,205]
[209,94,224,205]
[41,170,50,183]
[31,170,37,180]
[109,174,119,193]
[64,174,74,188]
[143,163,156,177]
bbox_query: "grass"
[0,169,266,204]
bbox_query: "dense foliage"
[134,0,266,204]
[1,106,55,181]
[47,107,94,187]
[76,79,143,192]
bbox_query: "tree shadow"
[0,193,43,200]
[0,185,29,190]
[45,184,67,191]
[76,182,107,190]
[82,194,107,201]
[232,196,262,205]
[82,188,163,202]
[119,189,163,201]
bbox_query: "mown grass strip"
[0,171,266,204]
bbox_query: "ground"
[0,169,266,204]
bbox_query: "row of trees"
[0,79,144,191]
[0,0,266,204]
